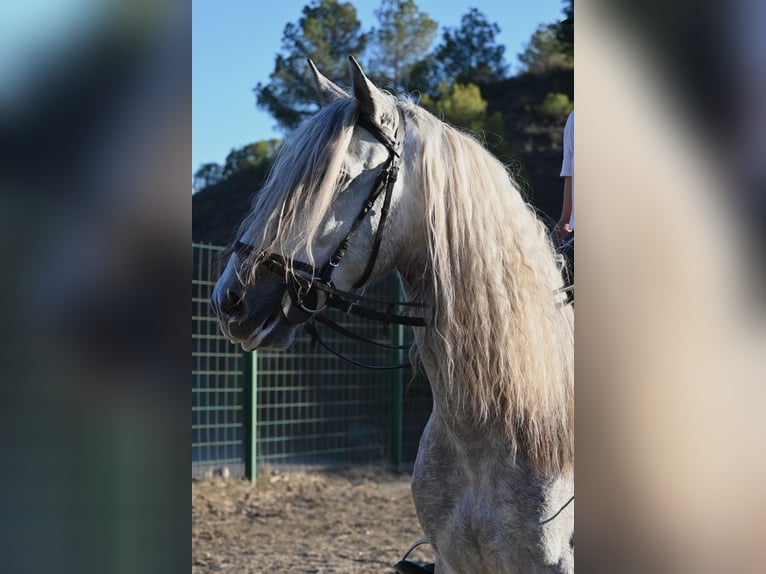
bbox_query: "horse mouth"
[229,306,293,351]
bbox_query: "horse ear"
[307,59,348,105]
[349,56,390,124]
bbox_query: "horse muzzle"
[211,270,295,350]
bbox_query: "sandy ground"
[192,466,434,573]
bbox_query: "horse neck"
[399,274,481,430]
[403,273,570,474]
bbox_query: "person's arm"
[554,175,573,243]
[553,111,574,243]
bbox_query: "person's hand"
[552,221,572,245]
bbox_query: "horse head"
[211,58,417,351]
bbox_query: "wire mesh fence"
[192,243,432,479]
[192,243,250,478]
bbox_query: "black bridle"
[235,108,425,369]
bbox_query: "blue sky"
[192,0,566,174]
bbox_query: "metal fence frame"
[192,243,432,480]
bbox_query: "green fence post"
[390,322,404,468]
[390,278,405,468]
[244,350,258,483]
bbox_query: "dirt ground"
[192,466,434,573]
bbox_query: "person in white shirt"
[553,110,574,296]
[554,110,574,243]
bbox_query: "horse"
[211,57,574,574]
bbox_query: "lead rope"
[399,537,430,562]
[540,495,575,525]
[396,495,574,568]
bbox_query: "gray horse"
[211,58,574,573]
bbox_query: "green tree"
[367,0,438,92]
[433,8,508,86]
[193,163,224,194]
[407,57,442,98]
[420,82,510,158]
[518,23,573,74]
[254,0,366,132]
[555,0,574,58]
[221,139,281,179]
[541,92,573,119]
[192,139,281,194]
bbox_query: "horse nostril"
[220,289,245,317]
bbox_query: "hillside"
[192,169,264,246]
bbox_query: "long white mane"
[404,100,574,474]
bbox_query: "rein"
[236,107,424,370]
